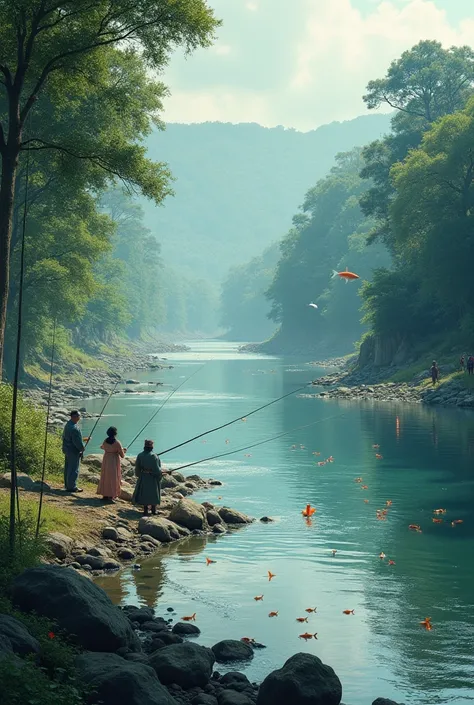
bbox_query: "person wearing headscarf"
[97,426,126,502]
[132,439,162,515]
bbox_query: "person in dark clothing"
[62,410,88,492]
[460,355,465,373]
[430,361,439,386]
[468,356,474,375]
[132,439,162,516]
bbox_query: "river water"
[86,341,474,705]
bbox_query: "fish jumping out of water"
[182,613,196,622]
[332,268,360,282]
[302,504,316,517]
[206,558,216,565]
[268,571,276,581]
[296,617,309,623]
[268,611,279,618]
[254,595,264,601]
[343,610,355,615]
[420,617,432,630]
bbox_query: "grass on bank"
[0,496,76,535]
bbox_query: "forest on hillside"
[222,41,474,359]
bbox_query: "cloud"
[162,0,474,130]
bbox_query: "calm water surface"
[88,341,474,705]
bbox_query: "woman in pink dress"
[97,426,126,502]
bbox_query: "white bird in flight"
[308,302,318,309]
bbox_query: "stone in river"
[220,672,252,693]
[206,509,222,526]
[139,516,187,543]
[13,565,140,653]
[150,642,215,688]
[211,640,254,664]
[169,499,208,531]
[372,700,405,705]
[256,653,342,705]
[172,622,201,636]
[217,507,253,525]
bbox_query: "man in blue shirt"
[62,410,86,492]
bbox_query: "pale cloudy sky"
[163,0,474,130]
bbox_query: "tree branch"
[381,94,427,120]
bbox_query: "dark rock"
[171,471,186,483]
[141,620,171,633]
[218,693,253,705]
[192,696,218,705]
[169,499,208,531]
[139,516,187,542]
[372,700,405,705]
[217,508,252,525]
[259,517,274,523]
[150,642,215,689]
[154,632,184,646]
[256,653,342,705]
[103,560,121,571]
[146,638,167,653]
[211,640,254,664]
[77,651,177,705]
[167,607,175,612]
[0,634,13,656]
[162,475,180,489]
[124,653,150,665]
[45,532,74,559]
[206,509,222,526]
[212,524,226,534]
[0,615,40,656]
[220,673,252,693]
[76,554,106,570]
[209,480,223,486]
[172,622,201,636]
[117,548,136,560]
[88,546,112,558]
[13,565,140,653]
[125,607,155,624]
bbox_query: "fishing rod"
[158,382,311,457]
[168,411,346,473]
[36,318,56,538]
[126,364,206,451]
[83,379,121,453]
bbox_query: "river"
[85,341,474,705]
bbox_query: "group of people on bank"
[62,411,162,515]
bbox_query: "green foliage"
[0,384,63,477]
[0,512,45,594]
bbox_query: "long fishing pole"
[168,411,345,473]
[83,379,121,453]
[9,112,34,553]
[126,364,205,451]
[36,318,56,539]
[158,382,311,457]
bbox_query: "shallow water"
[88,341,474,705]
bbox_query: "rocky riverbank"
[21,340,189,430]
[1,562,406,705]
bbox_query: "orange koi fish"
[299,632,317,640]
[361,485,369,490]
[296,617,308,623]
[305,608,317,613]
[409,524,422,531]
[354,477,363,483]
[302,504,316,517]
[432,518,443,524]
[386,500,392,507]
[268,611,279,618]
[182,613,196,622]
[241,637,255,645]
[332,268,360,282]
[268,571,276,581]
[452,519,464,526]
[420,617,432,629]
[317,461,326,467]
[433,509,447,515]
[343,609,355,615]
[206,558,216,565]
[254,595,264,601]
[331,549,337,556]
[375,454,383,460]
[379,552,386,560]
[388,560,396,566]
[327,456,334,463]
[364,499,370,504]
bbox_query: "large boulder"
[150,642,215,689]
[217,507,252,525]
[372,700,405,705]
[206,509,222,527]
[256,653,342,705]
[45,532,74,560]
[13,566,140,653]
[81,454,103,471]
[0,615,40,656]
[77,651,177,705]
[169,499,208,531]
[218,693,253,705]
[211,640,254,664]
[172,622,201,636]
[220,672,252,693]
[161,474,179,490]
[138,516,189,543]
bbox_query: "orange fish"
[372,444,380,449]
[354,477,363,483]
[327,456,334,463]
[388,560,396,566]
[375,454,383,460]
[302,504,316,517]
[268,571,276,581]
[305,607,317,613]
[268,611,278,618]
[332,268,360,282]
[432,518,443,524]
[433,509,447,515]
[409,524,422,531]
[296,617,308,623]
[182,613,196,622]
[361,485,368,490]
[452,519,464,526]
[379,552,386,560]
[331,549,337,556]
[343,609,355,615]
[254,595,264,601]
[420,617,432,629]
[299,632,317,640]
[364,499,370,504]
[386,500,392,507]
[241,637,255,644]
[317,461,326,467]
[206,558,216,565]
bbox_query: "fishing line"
[168,411,346,473]
[36,318,56,539]
[126,364,206,451]
[83,379,121,453]
[158,382,312,457]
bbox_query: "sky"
[162,0,474,131]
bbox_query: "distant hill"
[142,115,392,283]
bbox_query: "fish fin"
[345,277,349,284]
[331,270,339,279]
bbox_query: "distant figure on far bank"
[97,426,126,503]
[468,355,474,376]
[430,361,439,386]
[132,439,162,516]
[62,410,88,493]
[460,354,465,373]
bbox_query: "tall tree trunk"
[0,150,19,378]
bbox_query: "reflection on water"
[88,342,474,705]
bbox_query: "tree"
[0,0,220,375]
